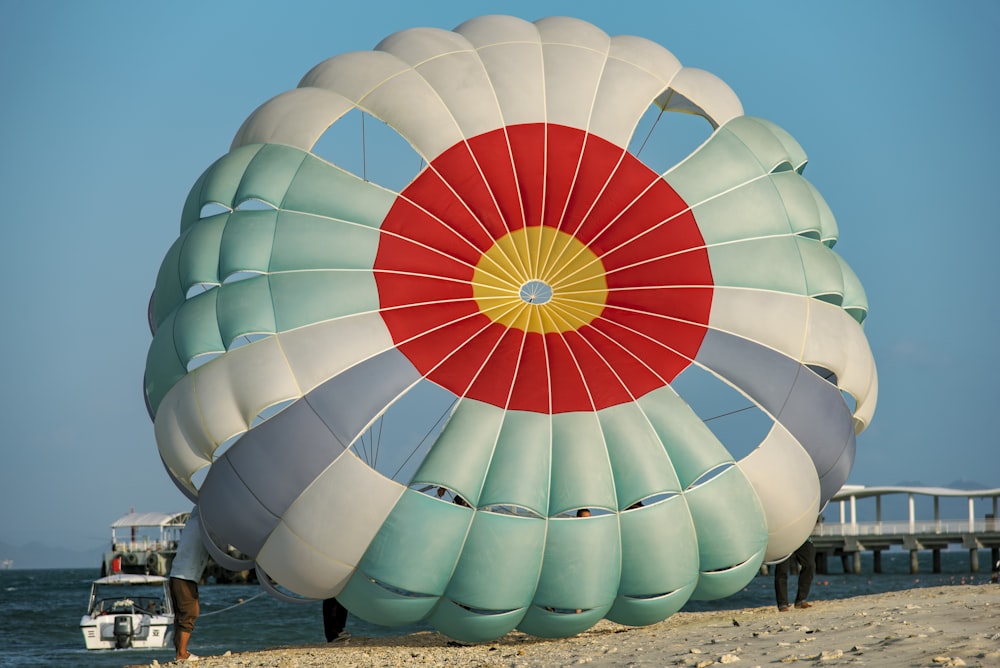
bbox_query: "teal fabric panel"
[606,585,695,627]
[684,466,767,574]
[181,145,262,232]
[477,410,551,515]
[337,568,439,627]
[598,401,682,508]
[637,387,732,488]
[215,276,277,346]
[151,236,187,329]
[725,116,806,173]
[219,209,278,278]
[803,178,839,246]
[531,514,620,610]
[616,497,697,597]
[144,310,188,413]
[516,601,610,639]
[283,154,396,229]
[690,545,767,601]
[444,511,545,610]
[171,289,224,365]
[268,271,380,331]
[835,253,868,323]
[270,210,380,272]
[666,128,765,207]
[690,174,791,247]
[797,237,844,303]
[412,399,504,505]
[760,118,808,171]
[549,412,617,515]
[357,488,471,596]
[236,144,307,208]
[178,214,227,290]
[427,599,526,643]
[770,171,821,240]
[707,235,808,295]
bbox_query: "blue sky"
[1,0,997,553]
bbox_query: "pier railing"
[815,518,1000,538]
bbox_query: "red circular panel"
[374,123,713,413]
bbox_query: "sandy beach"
[130,584,1000,668]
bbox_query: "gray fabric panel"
[198,455,280,557]
[779,365,856,493]
[697,330,854,495]
[817,432,856,503]
[697,330,800,420]
[305,348,422,446]
[225,398,348,517]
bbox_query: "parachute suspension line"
[364,422,375,466]
[361,110,367,182]
[372,414,384,470]
[703,404,757,422]
[199,591,266,617]
[635,105,665,158]
[390,396,457,480]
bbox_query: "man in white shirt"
[170,506,210,661]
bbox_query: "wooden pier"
[811,485,1000,575]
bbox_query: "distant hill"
[890,480,993,489]
[0,540,103,570]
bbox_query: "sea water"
[1,549,996,667]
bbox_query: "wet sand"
[132,584,1000,667]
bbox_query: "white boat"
[80,573,174,650]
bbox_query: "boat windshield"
[91,584,170,616]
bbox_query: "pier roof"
[110,511,188,528]
[832,485,1000,500]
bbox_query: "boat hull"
[80,612,173,650]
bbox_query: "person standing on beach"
[323,598,350,641]
[774,537,816,611]
[169,505,210,661]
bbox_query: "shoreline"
[130,584,1000,667]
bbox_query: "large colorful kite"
[145,15,877,641]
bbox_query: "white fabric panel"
[301,50,467,160]
[278,313,396,394]
[589,53,672,147]
[802,301,878,431]
[257,451,405,597]
[357,68,466,162]
[414,52,504,143]
[660,68,743,129]
[455,14,539,46]
[153,382,212,496]
[535,16,611,51]
[256,530,354,599]
[608,35,682,83]
[709,289,877,433]
[590,35,684,146]
[377,26,504,141]
[156,374,216,461]
[540,29,609,131]
[300,50,409,102]
[376,26,473,63]
[231,87,355,151]
[854,372,878,434]
[737,423,820,561]
[542,42,607,131]
[193,336,302,446]
[472,40,544,128]
[709,288,809,364]
[456,16,543,128]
